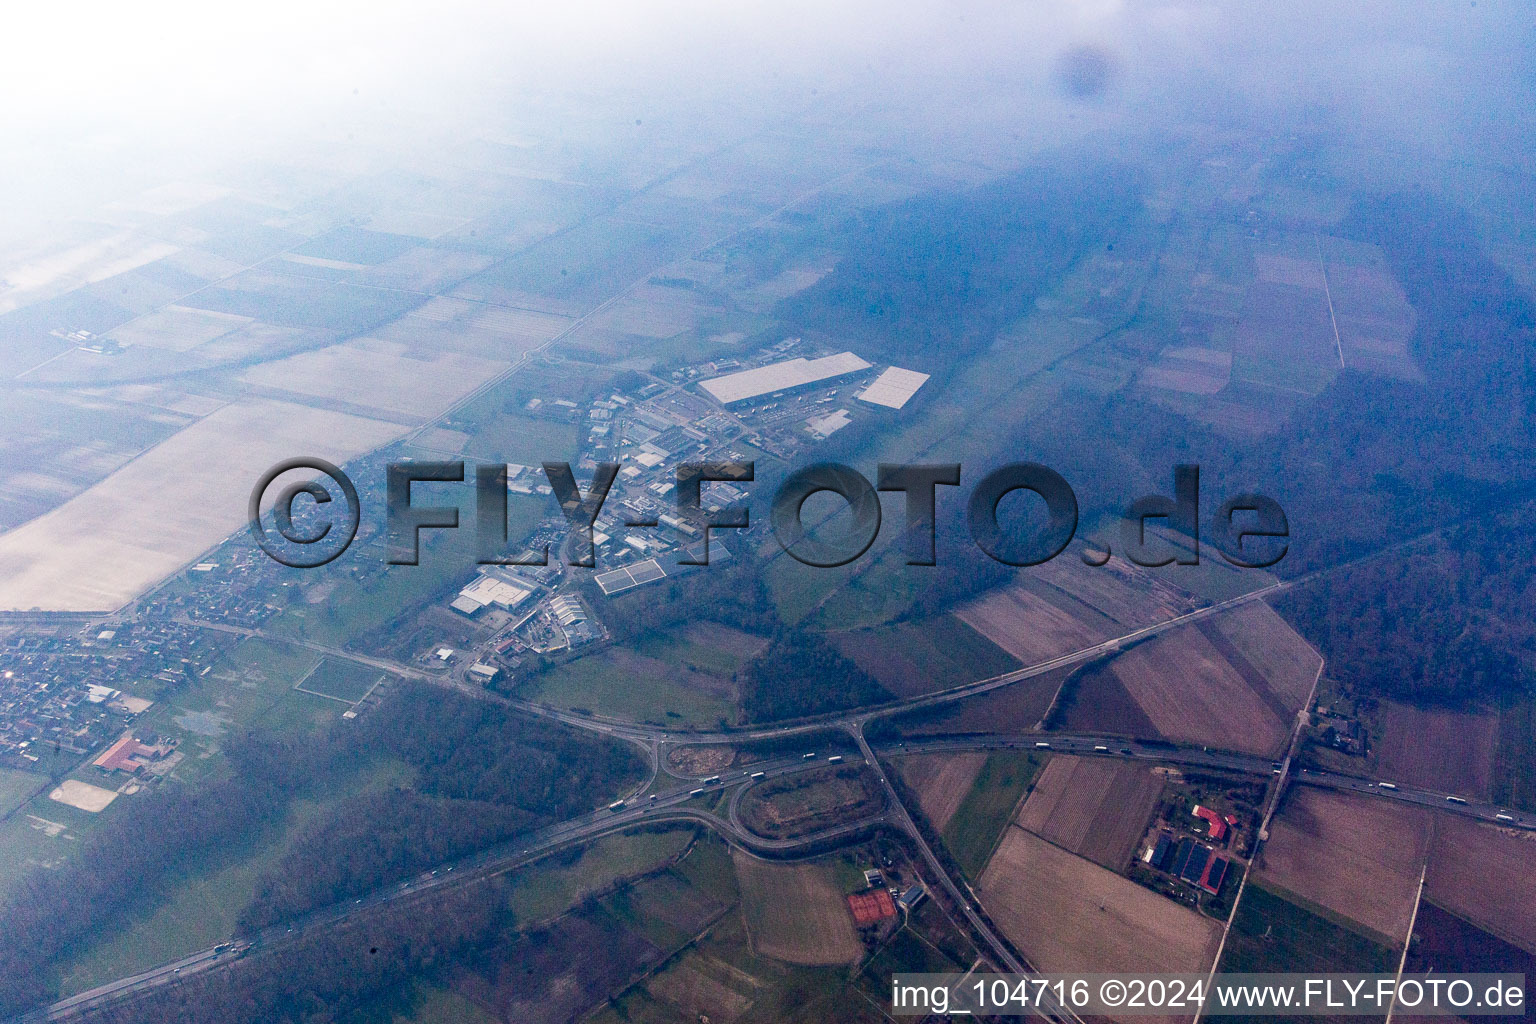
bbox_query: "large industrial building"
[857,366,930,409]
[699,351,871,405]
[450,574,534,616]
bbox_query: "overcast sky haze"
[0,1,1530,234]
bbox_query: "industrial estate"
[0,9,1532,1024]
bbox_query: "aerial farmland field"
[1256,788,1429,945]
[980,827,1222,979]
[731,852,862,966]
[1015,755,1164,871]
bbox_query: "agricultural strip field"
[731,852,862,966]
[894,753,987,832]
[1424,815,1536,955]
[238,338,510,420]
[1057,602,1318,756]
[431,831,741,1024]
[954,558,1192,666]
[452,905,668,1024]
[1014,756,1164,871]
[1405,900,1536,979]
[1373,700,1498,800]
[587,833,902,1024]
[830,614,1019,698]
[1494,693,1536,813]
[1219,881,1397,976]
[979,828,1223,978]
[0,399,401,612]
[940,751,1048,878]
[1256,788,1429,946]
[896,665,1069,736]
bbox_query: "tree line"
[0,683,642,1017]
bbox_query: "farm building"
[1199,856,1229,895]
[847,888,897,926]
[1192,804,1233,842]
[1146,833,1173,870]
[1181,847,1212,885]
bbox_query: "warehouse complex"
[699,351,872,405]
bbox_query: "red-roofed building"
[847,888,897,926]
[1199,855,1229,895]
[93,732,174,775]
[1192,805,1228,842]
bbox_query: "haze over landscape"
[0,3,1533,1023]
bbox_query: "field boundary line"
[1384,861,1428,1024]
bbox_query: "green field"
[0,797,85,903]
[132,636,340,784]
[941,751,1048,878]
[269,522,489,650]
[525,646,739,728]
[1494,693,1536,813]
[392,986,499,1024]
[1220,882,1397,975]
[535,597,762,733]
[505,826,697,926]
[54,758,416,997]
[830,615,1019,697]
[445,360,611,465]
[0,638,343,905]
[0,767,48,819]
[297,658,383,703]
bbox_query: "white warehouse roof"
[700,352,871,405]
[857,366,930,409]
[457,575,532,611]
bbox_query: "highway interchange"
[33,716,1535,1022]
[24,538,1534,1022]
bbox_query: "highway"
[175,576,1292,749]
[47,534,1519,1024]
[28,752,887,1023]
[33,719,1534,1024]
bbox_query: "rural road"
[33,724,1531,1024]
[49,539,1522,1024]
